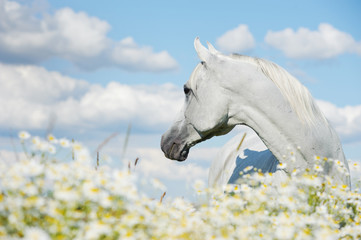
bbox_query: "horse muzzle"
[161,134,190,161]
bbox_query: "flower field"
[0,132,361,239]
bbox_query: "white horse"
[161,37,350,187]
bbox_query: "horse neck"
[226,72,344,173]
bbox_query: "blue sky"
[0,0,360,199]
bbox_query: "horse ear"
[206,41,219,55]
[194,37,211,62]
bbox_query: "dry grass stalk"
[134,157,139,168]
[94,132,118,169]
[236,133,247,151]
[71,139,75,161]
[45,113,57,139]
[121,123,132,162]
[96,151,99,170]
[159,192,166,204]
[96,132,119,153]
[9,129,20,162]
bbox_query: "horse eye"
[183,86,191,95]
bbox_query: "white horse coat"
[208,128,273,186]
[161,38,350,187]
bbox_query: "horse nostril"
[168,142,176,158]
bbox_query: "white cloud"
[111,37,178,72]
[0,63,183,131]
[69,82,183,127]
[216,24,255,53]
[0,0,177,72]
[265,23,361,59]
[317,100,361,143]
[0,63,89,103]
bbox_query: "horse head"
[161,38,234,161]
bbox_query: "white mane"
[189,43,328,126]
[229,54,327,126]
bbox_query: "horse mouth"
[179,147,189,161]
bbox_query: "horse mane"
[230,54,327,126]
